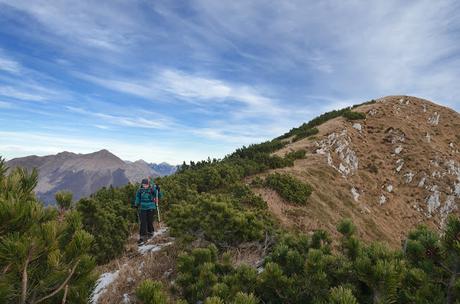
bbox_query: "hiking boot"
[147,232,154,239]
[137,239,145,245]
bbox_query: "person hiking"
[135,178,159,245]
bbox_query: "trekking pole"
[155,185,161,226]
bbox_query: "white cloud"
[94,124,110,130]
[0,0,146,52]
[0,86,47,101]
[0,52,21,74]
[66,106,177,130]
[0,101,13,108]
[77,68,285,117]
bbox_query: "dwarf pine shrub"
[342,110,366,120]
[264,172,312,205]
[167,194,270,247]
[136,279,168,304]
[0,158,96,303]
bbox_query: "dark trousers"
[139,209,154,240]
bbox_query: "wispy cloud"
[0,0,147,53]
[65,106,177,130]
[0,86,48,101]
[0,51,21,74]
[0,100,13,108]
[77,68,285,116]
[0,0,459,163]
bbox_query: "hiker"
[134,178,159,245]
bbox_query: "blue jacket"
[135,186,159,210]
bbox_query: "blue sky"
[0,0,459,164]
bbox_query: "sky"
[0,0,459,164]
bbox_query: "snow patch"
[351,187,360,202]
[122,293,131,304]
[422,104,427,112]
[426,133,431,143]
[138,241,174,255]
[137,228,172,255]
[352,123,362,131]
[91,270,120,304]
[379,195,387,205]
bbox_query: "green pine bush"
[136,279,168,304]
[167,194,270,247]
[264,173,312,205]
[55,190,73,210]
[342,110,366,120]
[0,158,96,303]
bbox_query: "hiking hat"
[141,178,149,185]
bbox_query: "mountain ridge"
[6,149,178,204]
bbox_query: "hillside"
[6,150,177,204]
[253,95,460,247]
[89,96,460,303]
[4,95,460,304]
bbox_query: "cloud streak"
[0,51,21,74]
[0,0,459,163]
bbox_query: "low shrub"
[136,279,168,304]
[264,173,312,205]
[167,194,271,247]
[342,110,366,120]
[285,150,306,161]
[293,127,319,142]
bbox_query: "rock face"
[149,162,179,176]
[6,150,176,204]
[266,96,460,246]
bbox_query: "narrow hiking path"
[91,226,176,304]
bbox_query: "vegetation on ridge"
[6,98,460,303]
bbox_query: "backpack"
[138,186,154,202]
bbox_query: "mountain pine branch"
[33,259,80,304]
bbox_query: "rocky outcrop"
[268,96,460,246]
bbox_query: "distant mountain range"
[6,149,178,204]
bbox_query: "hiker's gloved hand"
[154,198,158,203]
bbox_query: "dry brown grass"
[251,96,460,248]
[96,227,178,304]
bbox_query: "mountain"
[6,149,176,204]
[149,162,179,176]
[252,95,460,246]
[90,95,460,303]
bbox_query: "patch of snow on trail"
[122,293,131,304]
[138,241,174,255]
[91,270,120,304]
[137,226,174,254]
